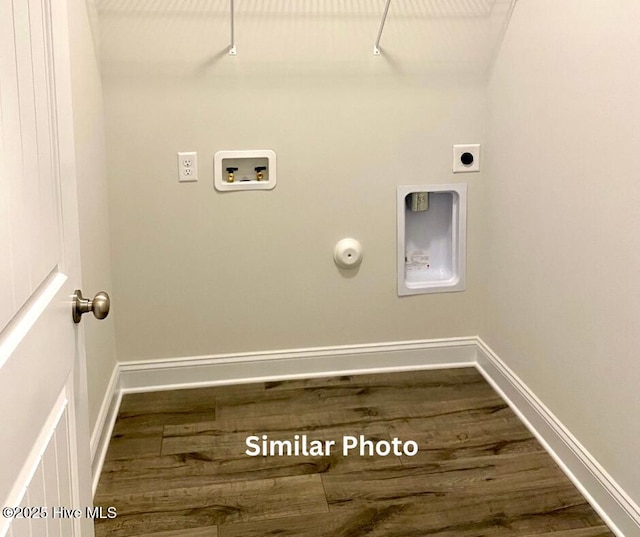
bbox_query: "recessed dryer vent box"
[214,150,276,191]
[397,184,467,296]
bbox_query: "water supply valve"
[226,167,238,183]
[255,166,267,181]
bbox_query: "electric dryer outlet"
[452,144,480,173]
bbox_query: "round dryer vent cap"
[334,238,363,269]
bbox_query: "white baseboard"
[89,336,640,536]
[475,338,640,537]
[90,363,121,496]
[117,337,477,393]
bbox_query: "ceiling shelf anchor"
[229,0,237,55]
[373,0,392,55]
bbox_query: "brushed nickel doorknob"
[72,290,110,323]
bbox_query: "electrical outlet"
[453,144,480,173]
[178,152,198,182]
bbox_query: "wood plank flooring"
[94,368,614,536]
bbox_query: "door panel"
[0,130,12,326]
[0,0,63,331]
[3,393,78,537]
[0,0,93,535]
[5,0,39,312]
[26,0,61,288]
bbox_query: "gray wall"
[485,0,640,504]
[98,2,499,361]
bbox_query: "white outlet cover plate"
[453,144,480,173]
[178,151,198,182]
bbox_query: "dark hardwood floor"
[94,368,614,536]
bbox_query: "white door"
[0,0,95,536]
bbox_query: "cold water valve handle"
[226,167,238,183]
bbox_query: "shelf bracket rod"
[229,0,237,55]
[373,0,392,55]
